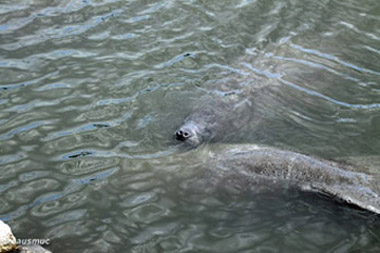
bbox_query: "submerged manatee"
[174,77,270,147]
[174,51,291,147]
[172,50,380,214]
[160,144,379,214]
[197,144,380,214]
[175,95,255,146]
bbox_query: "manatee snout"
[174,122,202,147]
[175,129,191,141]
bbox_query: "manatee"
[172,52,380,214]
[173,44,344,147]
[174,77,271,147]
[174,96,255,146]
[174,52,290,147]
[168,144,380,214]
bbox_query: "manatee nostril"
[175,129,191,141]
[175,130,184,141]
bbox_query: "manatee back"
[207,144,380,214]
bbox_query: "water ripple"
[290,43,380,76]
[72,167,118,185]
[0,71,59,91]
[280,79,380,110]
[5,95,91,113]
[1,0,380,252]
[0,121,46,141]
[242,62,380,110]
[0,153,26,166]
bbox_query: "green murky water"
[1,0,380,252]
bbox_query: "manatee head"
[174,121,204,147]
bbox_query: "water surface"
[1,0,380,252]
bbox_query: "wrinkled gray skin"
[198,144,380,215]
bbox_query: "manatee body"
[184,144,380,215]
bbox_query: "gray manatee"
[174,49,294,147]
[174,77,270,147]
[183,144,380,214]
[174,43,345,147]
[173,50,380,214]
[174,94,255,146]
